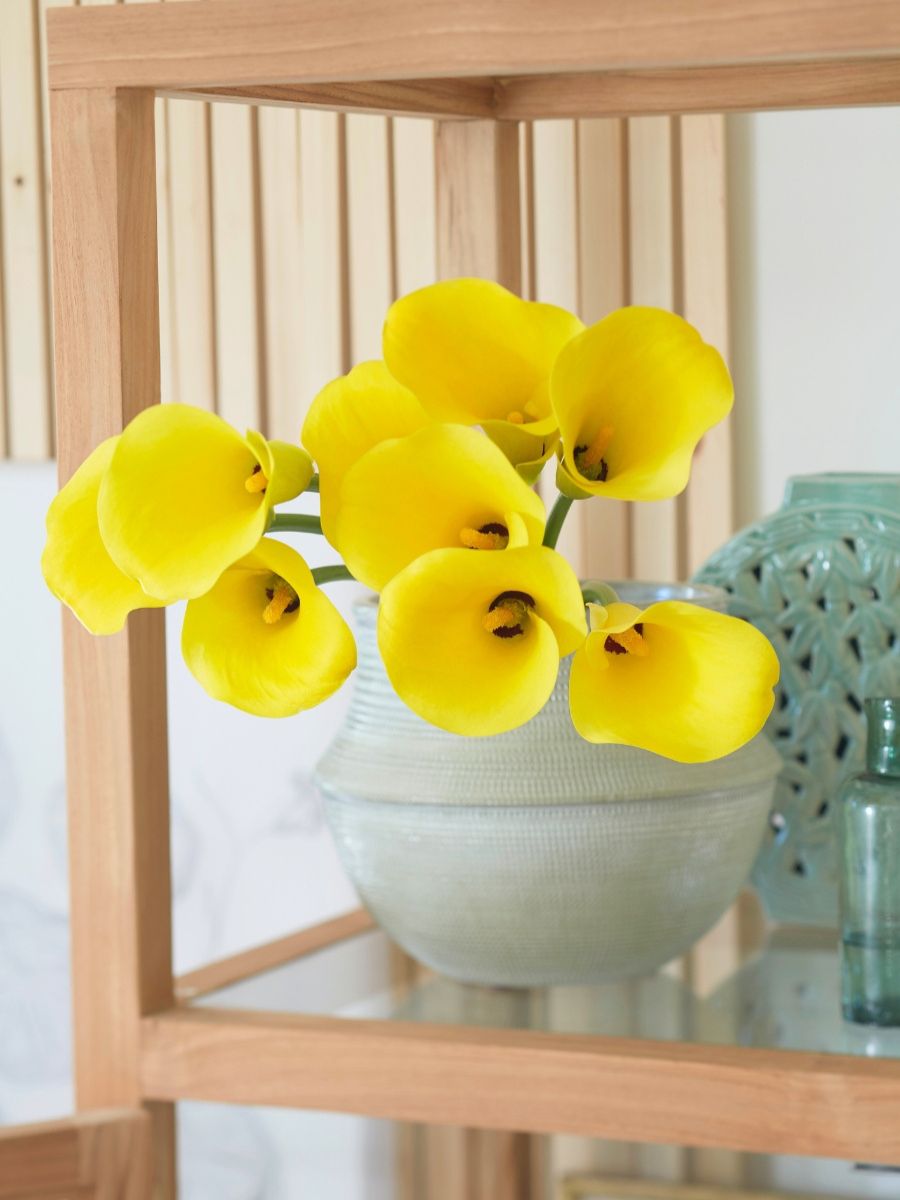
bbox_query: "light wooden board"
[141,1006,900,1164]
[46,0,900,91]
[50,84,175,1197]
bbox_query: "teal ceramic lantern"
[696,474,900,927]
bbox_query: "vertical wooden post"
[435,120,521,291]
[431,115,532,1200]
[50,87,176,1199]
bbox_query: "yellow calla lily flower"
[378,545,587,736]
[382,278,583,475]
[334,423,547,592]
[97,404,313,603]
[569,600,779,762]
[41,436,166,635]
[301,360,429,541]
[552,307,733,501]
[181,537,356,717]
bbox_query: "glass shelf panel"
[194,922,900,1061]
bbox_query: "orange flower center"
[459,522,510,551]
[245,463,270,494]
[482,590,536,639]
[263,577,300,624]
[604,623,648,657]
[574,425,614,483]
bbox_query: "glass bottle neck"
[866,698,900,778]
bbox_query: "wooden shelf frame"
[45,3,900,1195]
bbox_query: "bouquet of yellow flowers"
[42,278,778,763]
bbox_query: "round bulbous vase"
[315,582,781,987]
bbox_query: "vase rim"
[784,472,900,510]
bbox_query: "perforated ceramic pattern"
[697,487,900,927]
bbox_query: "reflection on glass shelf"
[196,924,900,1060]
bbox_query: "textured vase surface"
[696,473,900,927]
[314,582,780,987]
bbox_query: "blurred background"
[1,0,899,1196]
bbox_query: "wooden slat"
[210,101,265,429]
[175,908,375,1001]
[170,77,497,119]
[496,57,900,120]
[298,109,348,410]
[47,0,900,92]
[561,1178,836,1200]
[575,118,631,581]
[392,117,437,296]
[50,85,175,1197]
[141,1006,900,1163]
[258,103,304,440]
[627,116,681,583]
[679,113,734,573]
[435,120,521,289]
[163,96,216,409]
[1,0,52,458]
[0,1110,152,1200]
[345,114,395,360]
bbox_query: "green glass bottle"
[839,697,900,1024]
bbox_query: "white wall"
[729,106,900,526]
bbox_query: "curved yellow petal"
[383,278,583,432]
[244,431,313,508]
[98,404,268,603]
[335,424,546,592]
[301,361,429,541]
[378,545,586,735]
[482,419,559,484]
[570,600,779,762]
[181,537,356,718]
[41,437,166,635]
[552,306,733,501]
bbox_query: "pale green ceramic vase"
[696,474,900,928]
[315,582,781,987]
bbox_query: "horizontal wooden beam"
[497,56,900,119]
[166,77,497,119]
[141,1007,900,1164]
[175,908,375,1002]
[48,0,900,93]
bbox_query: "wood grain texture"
[47,0,900,92]
[141,1006,900,1163]
[435,120,521,290]
[50,84,175,1194]
[170,77,497,119]
[0,1110,152,1200]
[0,0,52,458]
[496,57,900,120]
[175,908,376,1001]
[627,116,681,583]
[560,1178,836,1200]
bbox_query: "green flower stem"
[306,474,320,493]
[542,494,575,550]
[581,582,620,608]
[312,564,356,586]
[269,512,323,536]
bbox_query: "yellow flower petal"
[41,437,165,635]
[383,278,583,435]
[335,423,547,592]
[378,545,587,735]
[98,405,270,603]
[552,307,733,501]
[301,361,428,541]
[482,419,560,484]
[244,431,314,508]
[181,537,356,717]
[569,600,779,762]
